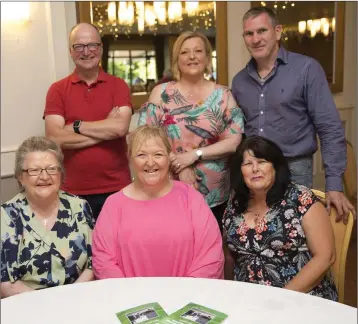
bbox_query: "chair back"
[343,140,357,202]
[311,189,354,303]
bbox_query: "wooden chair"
[343,140,357,242]
[312,189,354,303]
[343,140,357,206]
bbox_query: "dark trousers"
[79,192,116,221]
[211,201,228,234]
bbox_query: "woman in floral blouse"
[223,135,338,300]
[138,31,244,230]
[1,136,94,297]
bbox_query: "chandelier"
[297,17,335,38]
[259,1,335,40]
[91,1,215,37]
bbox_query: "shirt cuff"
[325,176,343,192]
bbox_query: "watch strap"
[196,149,203,160]
[73,120,82,134]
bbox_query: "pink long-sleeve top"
[92,181,224,279]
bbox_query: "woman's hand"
[170,151,198,174]
[178,167,199,189]
[0,281,34,298]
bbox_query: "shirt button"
[260,111,264,114]
[260,128,263,132]
[88,89,91,92]
[260,94,264,97]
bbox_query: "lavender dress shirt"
[231,47,346,192]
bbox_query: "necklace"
[43,215,56,228]
[40,210,58,228]
[253,212,261,224]
[178,81,207,100]
[246,210,263,225]
[29,198,59,229]
[257,65,275,81]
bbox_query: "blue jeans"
[287,155,313,188]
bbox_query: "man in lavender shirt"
[231,6,355,223]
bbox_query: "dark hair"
[243,6,279,27]
[230,135,290,214]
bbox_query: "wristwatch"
[73,120,82,134]
[195,149,203,160]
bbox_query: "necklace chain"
[30,199,59,229]
[247,210,263,225]
[43,215,55,227]
[253,212,260,224]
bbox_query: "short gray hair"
[69,23,102,47]
[243,6,279,27]
[15,136,65,188]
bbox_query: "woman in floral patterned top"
[223,136,338,300]
[138,31,244,230]
[1,137,94,298]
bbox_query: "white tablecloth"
[1,277,356,324]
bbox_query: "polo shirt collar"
[70,67,108,84]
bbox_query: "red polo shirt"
[44,69,132,195]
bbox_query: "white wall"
[0,2,76,178]
[226,1,357,153]
[226,2,251,85]
[1,2,77,202]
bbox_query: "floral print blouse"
[1,191,94,290]
[223,182,338,301]
[138,81,244,208]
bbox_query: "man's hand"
[62,105,132,141]
[326,191,356,224]
[170,151,198,174]
[64,106,124,132]
[107,106,122,119]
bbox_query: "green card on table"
[116,302,228,324]
[116,302,168,324]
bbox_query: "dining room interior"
[0,0,357,308]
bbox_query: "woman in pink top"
[92,125,224,279]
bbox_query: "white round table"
[1,278,356,324]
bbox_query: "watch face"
[196,150,203,157]
[73,120,82,134]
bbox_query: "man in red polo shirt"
[44,23,132,220]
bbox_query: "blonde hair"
[15,136,65,189]
[171,31,213,81]
[127,125,172,158]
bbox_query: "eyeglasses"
[72,43,102,53]
[22,166,61,176]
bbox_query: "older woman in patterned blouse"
[223,136,338,300]
[1,136,94,298]
[138,31,244,231]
